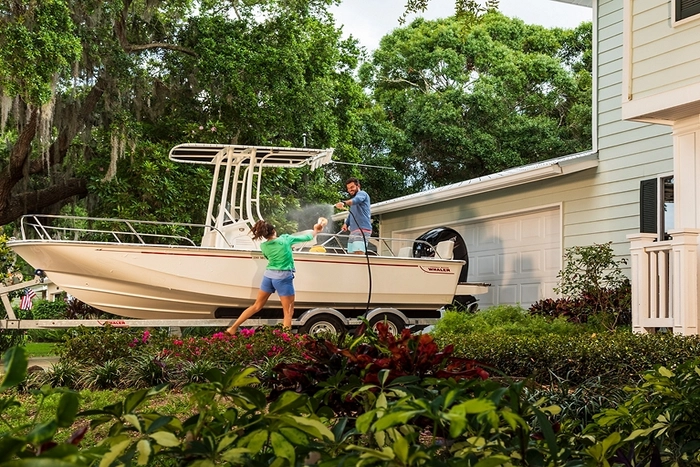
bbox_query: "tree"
[0,0,200,226]
[358,13,592,191]
[0,0,366,229]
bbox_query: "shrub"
[434,305,589,338]
[25,299,70,343]
[80,359,125,390]
[124,353,172,388]
[159,325,306,367]
[58,325,167,364]
[584,358,700,465]
[0,328,26,354]
[64,296,112,319]
[438,329,700,387]
[267,322,489,419]
[529,242,632,330]
[38,360,82,389]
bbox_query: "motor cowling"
[413,227,469,283]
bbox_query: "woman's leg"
[226,289,271,335]
[279,294,295,330]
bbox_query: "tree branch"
[0,109,38,215]
[0,178,88,226]
[124,43,198,56]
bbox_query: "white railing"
[14,214,456,260]
[628,229,700,335]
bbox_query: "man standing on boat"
[335,177,372,254]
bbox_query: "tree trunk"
[0,109,38,216]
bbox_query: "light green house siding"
[629,0,700,100]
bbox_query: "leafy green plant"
[40,360,82,389]
[530,242,632,330]
[583,358,700,465]
[25,299,70,343]
[125,353,171,388]
[177,358,218,385]
[268,322,489,419]
[80,359,125,390]
[58,326,168,364]
[434,305,588,337]
[0,347,93,464]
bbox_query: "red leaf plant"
[266,322,488,417]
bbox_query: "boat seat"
[397,246,413,257]
[435,240,455,260]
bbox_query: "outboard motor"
[413,227,469,283]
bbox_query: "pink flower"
[199,125,204,130]
[240,328,255,337]
[210,126,216,132]
[173,339,183,346]
[142,330,151,343]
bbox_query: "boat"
[8,144,488,333]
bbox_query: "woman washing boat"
[226,218,325,335]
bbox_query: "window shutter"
[677,0,700,20]
[640,179,657,234]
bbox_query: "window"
[640,176,674,241]
[675,0,700,22]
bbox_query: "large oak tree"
[358,12,592,191]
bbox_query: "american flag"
[20,288,37,310]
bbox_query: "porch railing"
[628,229,700,335]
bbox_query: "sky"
[329,0,592,52]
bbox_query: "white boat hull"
[9,241,465,320]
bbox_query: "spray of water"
[287,203,337,233]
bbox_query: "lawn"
[23,341,59,357]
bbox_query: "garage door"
[458,207,561,309]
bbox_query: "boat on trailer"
[8,144,488,333]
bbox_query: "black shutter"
[677,0,700,20]
[640,179,657,234]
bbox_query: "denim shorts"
[261,270,295,296]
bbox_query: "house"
[373,0,700,334]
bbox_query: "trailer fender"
[297,308,349,326]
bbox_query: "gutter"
[333,149,598,220]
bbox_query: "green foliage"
[51,325,305,389]
[25,299,70,343]
[434,305,588,337]
[360,12,592,191]
[530,242,632,330]
[79,359,126,390]
[555,242,629,303]
[57,325,153,365]
[584,358,700,465]
[438,328,700,387]
[267,322,489,420]
[0,0,81,104]
[0,233,13,282]
[8,331,700,465]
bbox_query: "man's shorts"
[261,270,295,296]
[347,239,367,253]
[348,230,370,253]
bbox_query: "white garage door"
[458,207,561,309]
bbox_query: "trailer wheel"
[369,314,405,336]
[299,315,345,335]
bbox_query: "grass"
[23,341,59,357]
[7,389,197,449]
